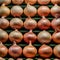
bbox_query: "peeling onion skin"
[37,30,51,44]
[10,18,23,29]
[38,0,50,5]
[53,45,60,58]
[0,42,8,57]
[23,41,37,58]
[51,18,60,31]
[11,6,23,17]
[0,17,9,29]
[38,44,52,58]
[38,16,51,30]
[38,6,50,17]
[24,4,37,17]
[51,0,60,5]
[0,29,8,43]
[24,17,37,30]
[24,30,37,44]
[9,42,22,58]
[25,0,37,5]
[9,29,23,43]
[51,4,60,18]
[0,5,10,17]
[12,0,24,5]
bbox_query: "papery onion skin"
[38,6,50,17]
[38,44,52,58]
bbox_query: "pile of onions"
[9,41,22,58]
[25,0,37,5]
[38,44,52,58]
[23,41,37,58]
[0,29,8,43]
[10,18,23,29]
[51,18,60,31]
[0,41,8,57]
[38,6,50,17]
[9,29,23,43]
[38,16,51,30]
[0,17,9,29]
[24,17,37,30]
[0,4,10,17]
[24,30,37,44]
[12,0,24,5]
[11,6,23,17]
[24,4,37,17]
[38,0,50,5]
[53,44,60,58]
[51,4,60,18]
[37,30,51,44]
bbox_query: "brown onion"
[38,6,50,17]
[23,41,37,58]
[51,18,60,31]
[9,41,22,58]
[12,0,24,5]
[17,58,23,60]
[0,4,10,17]
[53,44,60,58]
[37,30,51,44]
[0,57,5,60]
[51,4,60,18]
[8,58,14,60]
[45,59,50,60]
[38,44,52,58]
[38,0,50,5]
[0,29,8,43]
[54,59,60,60]
[0,17,9,29]
[0,0,11,5]
[24,4,37,17]
[51,0,60,5]
[10,18,23,29]
[11,6,23,17]
[38,16,51,30]
[9,29,23,43]
[0,42,8,57]
[38,58,43,60]
[24,30,37,44]
[25,0,37,5]
[24,17,37,30]
[26,58,33,60]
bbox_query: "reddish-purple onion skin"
[9,42,22,58]
[38,44,52,58]
[38,16,51,30]
[24,30,37,44]
[38,6,50,17]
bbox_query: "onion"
[9,29,23,43]
[12,0,24,5]
[51,4,60,18]
[38,16,51,30]
[10,18,23,29]
[24,4,37,17]
[45,59,50,60]
[38,58,43,60]
[0,41,8,57]
[0,0,11,5]
[53,44,60,58]
[9,41,22,58]
[38,44,52,58]
[37,30,51,44]
[0,29,8,43]
[24,30,37,44]
[38,6,50,17]
[0,57,5,60]
[0,17,9,29]
[25,0,37,5]
[51,0,60,5]
[23,41,37,58]
[54,59,60,60]
[8,58,14,60]
[11,6,23,17]
[51,18,60,31]
[38,0,50,5]
[0,4,10,17]
[17,58,23,60]
[26,58,33,60]
[24,17,37,30]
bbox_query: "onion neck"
[13,41,17,46]
[29,41,32,46]
[0,41,3,46]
